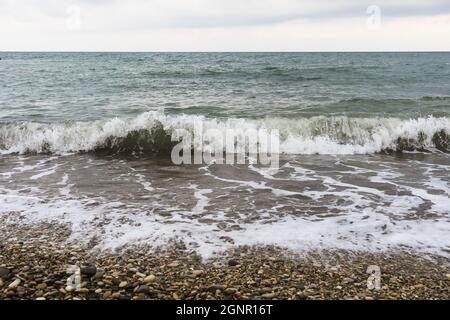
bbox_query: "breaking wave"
[0,111,449,155]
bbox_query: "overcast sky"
[1,0,449,51]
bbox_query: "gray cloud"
[1,0,450,30]
[0,0,449,51]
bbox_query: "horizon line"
[1,50,450,53]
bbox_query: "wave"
[0,112,449,155]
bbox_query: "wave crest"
[0,112,449,155]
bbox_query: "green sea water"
[1,52,449,122]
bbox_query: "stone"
[136,285,149,294]
[36,297,46,301]
[296,292,308,300]
[228,259,239,266]
[293,284,305,290]
[8,278,21,289]
[167,262,180,268]
[80,266,97,277]
[93,271,104,280]
[0,267,10,278]
[36,283,47,290]
[209,284,225,292]
[261,293,276,299]
[308,283,318,289]
[119,281,128,288]
[225,288,237,294]
[144,275,156,283]
[342,277,354,284]
[192,270,203,276]
[328,266,339,272]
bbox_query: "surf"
[0,111,449,155]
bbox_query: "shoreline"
[0,220,449,300]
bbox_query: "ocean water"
[0,52,449,257]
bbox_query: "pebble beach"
[1,219,448,300]
[1,52,450,302]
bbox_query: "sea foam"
[0,112,449,155]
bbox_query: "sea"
[0,52,449,257]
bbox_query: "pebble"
[136,285,150,294]
[167,262,180,268]
[80,266,97,278]
[209,284,225,292]
[144,275,156,283]
[228,259,239,267]
[225,288,237,294]
[296,292,308,300]
[93,271,104,280]
[8,278,21,289]
[36,283,47,290]
[292,284,305,290]
[36,297,46,300]
[192,270,203,276]
[0,267,10,278]
[342,277,354,284]
[65,286,74,292]
[0,224,448,301]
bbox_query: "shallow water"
[1,152,449,257]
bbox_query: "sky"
[1,0,450,51]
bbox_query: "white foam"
[29,164,59,180]
[0,112,449,155]
[134,173,154,192]
[189,184,212,215]
[57,173,74,197]
[228,211,450,256]
[1,177,449,259]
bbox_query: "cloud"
[0,0,449,51]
